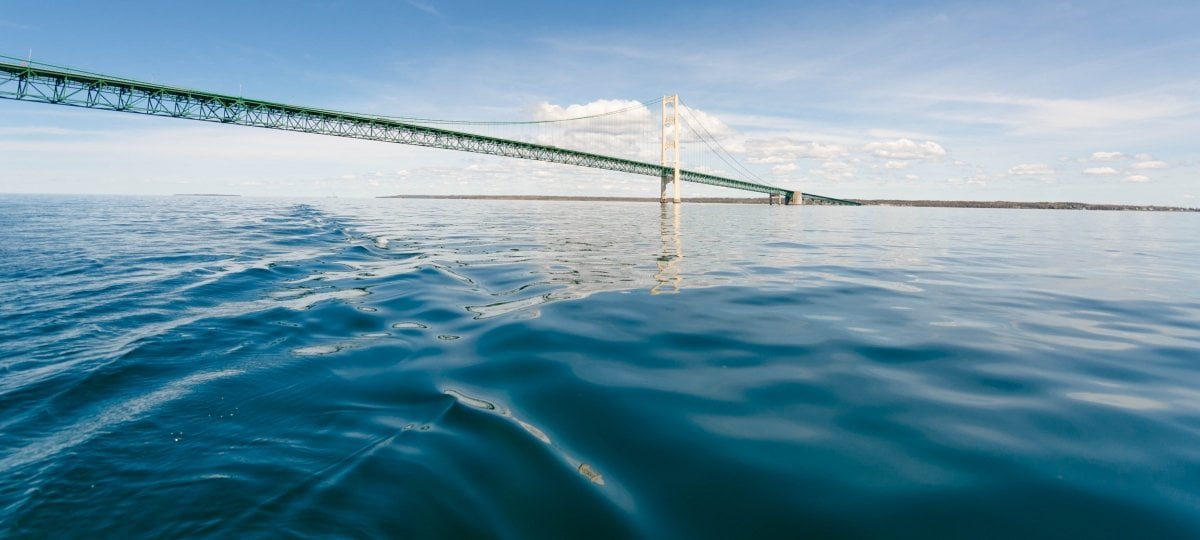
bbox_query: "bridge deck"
[0,60,858,205]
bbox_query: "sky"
[1,0,1197,204]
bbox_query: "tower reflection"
[651,203,683,295]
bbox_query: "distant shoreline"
[855,199,1197,212]
[379,194,1197,212]
[175,193,241,197]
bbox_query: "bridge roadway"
[0,60,859,206]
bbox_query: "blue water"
[2,194,1198,538]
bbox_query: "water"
[2,194,1198,538]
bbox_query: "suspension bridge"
[0,57,859,206]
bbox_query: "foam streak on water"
[1,195,1198,538]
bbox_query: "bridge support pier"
[785,191,802,205]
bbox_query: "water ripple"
[2,196,1198,538]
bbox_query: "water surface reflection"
[652,204,683,295]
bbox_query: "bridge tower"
[661,95,681,204]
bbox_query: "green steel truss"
[0,60,859,205]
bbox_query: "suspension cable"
[677,101,766,183]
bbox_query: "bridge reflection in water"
[652,204,683,295]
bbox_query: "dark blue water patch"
[450,284,1197,533]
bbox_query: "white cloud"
[813,161,855,180]
[884,161,908,169]
[678,104,736,140]
[532,99,652,127]
[905,174,919,180]
[946,175,988,186]
[745,137,848,163]
[922,92,1194,132]
[1009,163,1054,176]
[530,99,657,158]
[865,128,943,141]
[771,163,798,174]
[1124,175,1151,183]
[1134,153,1154,161]
[863,138,946,160]
[1083,167,1120,176]
[1090,151,1125,162]
[1133,160,1169,169]
[528,99,737,161]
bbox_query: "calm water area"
[2,194,1198,538]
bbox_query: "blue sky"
[1,0,1197,204]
